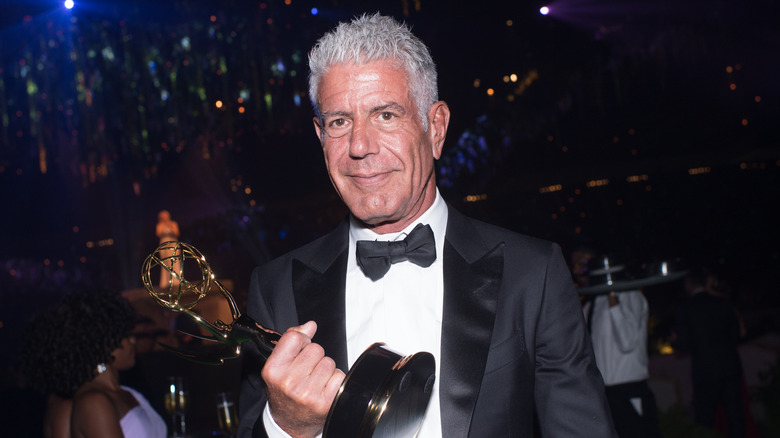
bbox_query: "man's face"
[571,251,594,287]
[313,60,449,234]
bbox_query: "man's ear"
[428,101,450,159]
[313,116,324,144]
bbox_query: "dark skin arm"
[70,390,124,438]
[44,394,72,438]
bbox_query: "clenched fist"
[261,321,346,438]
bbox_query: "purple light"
[540,6,550,15]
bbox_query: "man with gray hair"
[239,13,616,438]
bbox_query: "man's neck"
[353,187,440,235]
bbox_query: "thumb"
[289,320,318,339]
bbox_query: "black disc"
[323,343,436,438]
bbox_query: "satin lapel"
[291,220,350,370]
[440,208,504,438]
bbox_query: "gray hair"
[308,13,438,130]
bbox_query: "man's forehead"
[322,60,405,84]
[325,57,403,72]
[319,63,412,111]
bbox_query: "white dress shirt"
[583,290,650,386]
[264,190,448,437]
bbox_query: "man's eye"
[324,118,349,138]
[380,112,394,121]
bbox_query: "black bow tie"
[356,223,437,281]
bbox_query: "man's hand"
[261,321,346,438]
[607,291,619,307]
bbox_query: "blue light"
[64,0,75,9]
[311,8,318,16]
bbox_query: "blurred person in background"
[578,255,663,438]
[20,290,167,438]
[673,267,746,438]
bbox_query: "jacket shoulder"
[253,218,349,275]
[447,206,561,258]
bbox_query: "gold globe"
[141,241,213,311]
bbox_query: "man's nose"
[348,121,379,158]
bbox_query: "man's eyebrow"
[321,103,406,119]
[371,102,406,114]
[321,110,351,119]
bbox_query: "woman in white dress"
[21,290,167,438]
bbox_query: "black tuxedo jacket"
[238,205,615,437]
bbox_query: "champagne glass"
[165,376,188,437]
[216,392,238,437]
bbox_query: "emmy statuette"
[141,241,435,438]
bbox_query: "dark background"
[2,0,779,350]
[0,0,779,433]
